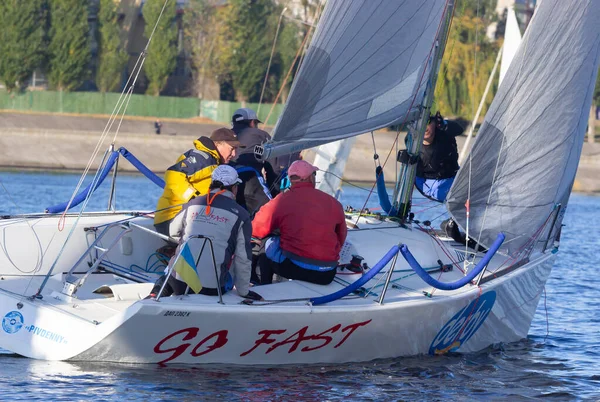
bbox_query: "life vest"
[234,166,273,200]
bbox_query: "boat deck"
[0,239,511,326]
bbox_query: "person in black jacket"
[386,112,464,207]
[413,113,483,249]
[414,111,464,202]
[230,108,278,215]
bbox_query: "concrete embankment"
[1,111,599,192]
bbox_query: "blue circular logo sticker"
[2,311,24,334]
[429,291,496,355]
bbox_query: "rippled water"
[0,171,599,400]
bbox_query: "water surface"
[0,171,598,400]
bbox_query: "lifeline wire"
[35,0,173,298]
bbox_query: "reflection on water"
[0,172,598,399]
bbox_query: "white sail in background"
[262,0,448,159]
[499,6,522,84]
[447,0,600,256]
[312,137,357,197]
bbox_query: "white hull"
[0,212,555,365]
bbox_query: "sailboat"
[0,0,598,364]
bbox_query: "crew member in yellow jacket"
[154,127,242,237]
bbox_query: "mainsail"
[260,0,448,159]
[447,0,600,256]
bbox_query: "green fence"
[0,90,285,124]
[0,90,200,119]
[199,100,285,126]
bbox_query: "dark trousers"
[257,253,336,285]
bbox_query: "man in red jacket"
[252,160,347,285]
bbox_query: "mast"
[392,0,456,220]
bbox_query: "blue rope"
[45,151,120,213]
[399,232,505,291]
[45,147,165,213]
[310,245,400,305]
[376,168,398,216]
[118,147,165,188]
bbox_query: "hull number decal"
[429,291,496,355]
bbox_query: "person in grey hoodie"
[150,165,262,300]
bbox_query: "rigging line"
[542,286,550,343]
[258,6,288,114]
[416,221,464,274]
[264,17,315,126]
[35,0,173,298]
[411,204,447,218]
[112,63,147,144]
[390,282,425,297]
[296,0,324,75]
[476,211,554,287]
[283,14,316,27]
[57,27,150,222]
[60,0,170,216]
[353,0,455,226]
[370,131,380,168]
[0,182,44,275]
[473,0,480,119]
[395,130,399,185]
[469,0,537,249]
[458,44,502,165]
[465,106,474,267]
[320,170,373,192]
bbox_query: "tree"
[212,0,285,102]
[433,5,500,119]
[183,0,220,97]
[47,0,91,91]
[0,0,47,92]
[270,11,304,103]
[143,0,178,96]
[96,0,128,92]
[183,0,304,102]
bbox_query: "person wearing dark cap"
[230,107,279,215]
[154,127,243,238]
[252,160,347,286]
[148,165,263,301]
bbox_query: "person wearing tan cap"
[252,160,347,285]
[154,127,243,238]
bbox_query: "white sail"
[447,0,600,256]
[260,0,448,159]
[312,137,357,197]
[499,6,522,85]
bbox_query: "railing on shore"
[0,90,284,125]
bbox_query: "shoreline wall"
[1,127,599,193]
[0,110,599,193]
